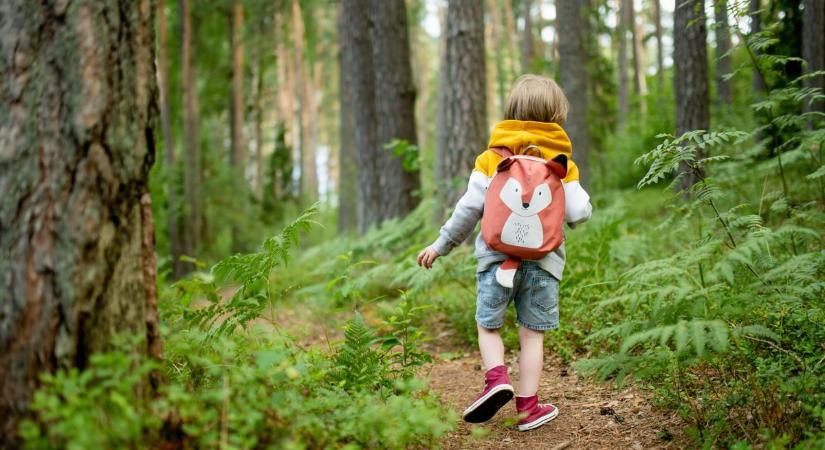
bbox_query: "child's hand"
[416,246,440,269]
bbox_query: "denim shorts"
[476,261,560,331]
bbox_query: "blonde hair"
[504,74,569,125]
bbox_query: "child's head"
[504,75,569,125]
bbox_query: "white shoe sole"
[517,406,559,431]
[462,383,515,423]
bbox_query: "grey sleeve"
[430,171,490,256]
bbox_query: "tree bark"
[558,0,592,186]
[488,0,508,113]
[802,0,824,115]
[630,0,647,113]
[521,0,535,73]
[0,0,160,442]
[253,36,265,199]
[714,0,733,105]
[749,0,764,94]
[437,0,488,210]
[617,0,630,126]
[653,0,664,97]
[181,0,202,261]
[337,3,358,232]
[340,0,382,233]
[293,0,318,203]
[673,0,710,190]
[157,0,184,279]
[369,0,421,221]
[229,0,245,171]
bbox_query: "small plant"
[384,139,421,173]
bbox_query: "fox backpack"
[480,147,568,288]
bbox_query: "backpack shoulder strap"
[489,146,514,158]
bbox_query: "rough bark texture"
[0,0,160,442]
[229,0,245,170]
[802,0,824,115]
[437,0,488,210]
[157,0,184,279]
[340,0,381,233]
[181,0,201,260]
[558,0,592,187]
[714,0,733,105]
[337,4,358,232]
[369,0,421,221]
[674,0,710,190]
[617,0,630,125]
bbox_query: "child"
[417,75,592,431]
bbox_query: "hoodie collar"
[487,120,572,160]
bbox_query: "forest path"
[426,348,685,450]
[270,303,685,449]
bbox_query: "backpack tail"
[495,257,521,288]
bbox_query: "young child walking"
[417,75,592,431]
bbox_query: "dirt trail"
[268,302,685,449]
[427,349,685,450]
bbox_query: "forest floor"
[273,303,687,450]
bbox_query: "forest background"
[1,0,823,448]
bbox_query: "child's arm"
[418,171,489,268]
[563,180,592,226]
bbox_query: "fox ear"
[496,157,514,172]
[547,154,568,178]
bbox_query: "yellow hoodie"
[474,120,580,183]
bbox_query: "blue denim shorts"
[476,261,560,331]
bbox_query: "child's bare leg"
[517,326,544,396]
[477,324,505,370]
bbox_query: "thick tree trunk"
[340,0,382,233]
[337,4,358,232]
[617,0,630,126]
[802,0,824,115]
[0,0,161,442]
[229,0,245,171]
[558,0,592,186]
[714,0,733,105]
[158,0,184,279]
[437,0,488,210]
[369,0,421,221]
[674,0,710,190]
[293,0,318,203]
[181,0,202,260]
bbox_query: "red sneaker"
[515,395,559,431]
[462,365,515,423]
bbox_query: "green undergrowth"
[20,207,455,449]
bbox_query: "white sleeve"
[430,170,490,256]
[563,180,592,226]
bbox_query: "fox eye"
[515,188,519,192]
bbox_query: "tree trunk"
[437,0,488,210]
[750,0,764,94]
[617,0,630,126]
[229,0,245,171]
[653,0,664,97]
[181,0,202,261]
[253,39,265,200]
[503,0,520,77]
[293,0,318,203]
[802,0,824,115]
[631,0,647,114]
[558,0,592,186]
[673,0,710,190]
[488,0,508,113]
[340,0,382,233]
[714,0,733,105]
[369,0,421,221]
[158,0,184,279]
[0,0,161,442]
[521,0,535,72]
[337,3,358,232]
